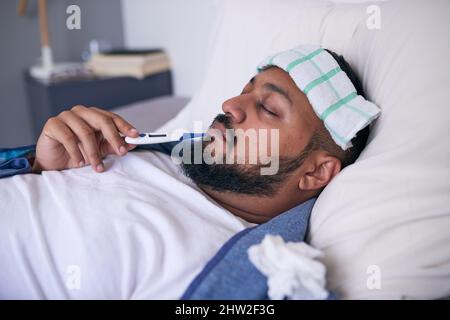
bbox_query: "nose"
[221,96,247,124]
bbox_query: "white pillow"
[160,0,450,299]
[307,0,450,299]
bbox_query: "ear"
[298,153,341,191]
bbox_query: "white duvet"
[0,150,252,299]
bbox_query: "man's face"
[181,66,323,196]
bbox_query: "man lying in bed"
[0,46,379,299]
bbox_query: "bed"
[111,0,450,299]
[1,0,449,300]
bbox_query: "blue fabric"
[134,141,179,155]
[181,197,336,300]
[0,144,36,179]
[0,142,176,180]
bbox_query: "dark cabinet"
[24,70,172,139]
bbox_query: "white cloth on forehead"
[257,44,381,150]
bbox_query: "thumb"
[100,138,136,157]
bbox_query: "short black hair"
[311,49,370,167]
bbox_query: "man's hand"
[32,105,139,173]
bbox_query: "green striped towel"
[257,45,381,150]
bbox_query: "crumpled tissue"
[248,234,328,300]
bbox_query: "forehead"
[251,66,299,93]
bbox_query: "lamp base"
[30,62,88,82]
[30,46,88,82]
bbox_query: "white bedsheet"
[0,150,252,299]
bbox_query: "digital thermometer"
[125,132,206,145]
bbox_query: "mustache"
[212,113,233,130]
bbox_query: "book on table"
[87,49,170,79]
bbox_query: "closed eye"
[259,103,277,116]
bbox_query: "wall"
[121,0,219,97]
[121,0,386,97]
[0,0,125,147]
[0,0,383,147]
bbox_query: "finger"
[73,107,131,156]
[85,109,128,156]
[45,117,85,167]
[126,143,137,151]
[101,140,137,158]
[99,116,127,156]
[58,111,104,172]
[90,107,139,137]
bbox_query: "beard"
[180,114,312,197]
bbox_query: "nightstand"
[24,70,172,139]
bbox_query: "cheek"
[236,128,282,161]
[207,112,309,163]
[283,129,311,156]
[208,129,281,164]
[277,120,312,157]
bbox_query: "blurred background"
[0,0,217,146]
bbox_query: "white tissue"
[247,235,328,300]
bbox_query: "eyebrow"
[249,76,292,106]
